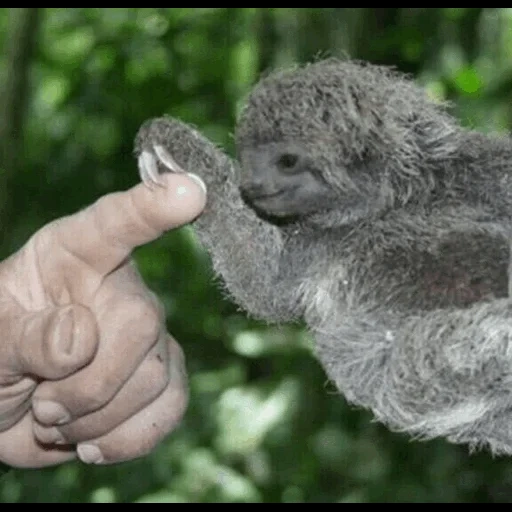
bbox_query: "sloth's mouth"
[240,187,289,209]
[250,191,299,216]
[250,189,287,203]
[251,189,304,221]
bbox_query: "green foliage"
[2,7,512,503]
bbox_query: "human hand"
[0,172,206,468]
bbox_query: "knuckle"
[139,357,170,397]
[172,386,189,422]
[136,436,163,459]
[168,341,188,385]
[99,388,189,463]
[140,409,185,456]
[122,296,162,343]
[142,396,189,456]
[169,339,186,366]
[162,384,189,430]
[147,291,166,319]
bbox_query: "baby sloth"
[135,58,512,455]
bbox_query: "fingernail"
[33,424,66,445]
[77,444,104,464]
[185,173,207,195]
[32,399,71,426]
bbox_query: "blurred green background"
[1,7,512,503]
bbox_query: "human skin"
[0,172,206,468]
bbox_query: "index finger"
[45,173,206,275]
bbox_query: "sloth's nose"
[240,180,270,200]
[240,173,285,202]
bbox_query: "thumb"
[46,173,207,277]
[12,305,98,380]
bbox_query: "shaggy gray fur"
[135,58,512,455]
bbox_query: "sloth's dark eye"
[277,153,299,171]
